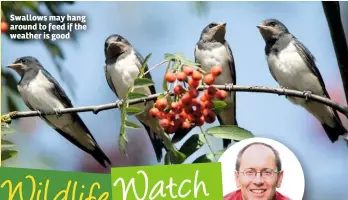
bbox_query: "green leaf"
[2,139,15,149]
[212,101,227,114]
[172,61,181,71]
[134,78,154,88]
[1,123,14,134]
[193,153,214,163]
[164,153,171,165]
[127,92,147,99]
[164,53,175,61]
[126,107,144,116]
[140,53,152,76]
[174,134,206,163]
[1,150,18,162]
[206,125,254,141]
[162,62,171,91]
[169,150,187,164]
[125,120,142,129]
[118,104,128,155]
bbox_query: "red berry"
[160,119,170,128]
[203,73,215,85]
[177,72,187,81]
[188,79,200,88]
[182,121,191,129]
[192,70,202,81]
[196,101,205,110]
[1,21,8,33]
[207,86,217,96]
[211,66,222,76]
[189,88,199,98]
[155,98,168,110]
[194,116,204,126]
[200,95,207,102]
[166,124,177,134]
[204,113,216,124]
[157,111,167,119]
[183,66,194,76]
[192,110,202,119]
[165,72,176,83]
[184,106,194,114]
[187,114,194,122]
[203,90,214,100]
[179,111,188,120]
[167,110,176,121]
[149,108,159,118]
[174,85,184,96]
[181,93,191,106]
[216,90,228,100]
[204,100,213,109]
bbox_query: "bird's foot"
[116,99,124,108]
[303,90,313,101]
[36,109,45,117]
[224,83,234,92]
[280,85,288,97]
[54,108,63,118]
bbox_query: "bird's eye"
[270,22,276,26]
[116,37,122,42]
[208,23,215,28]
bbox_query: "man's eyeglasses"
[238,169,280,178]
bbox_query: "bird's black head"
[257,19,290,42]
[104,34,132,60]
[200,22,227,43]
[7,56,42,77]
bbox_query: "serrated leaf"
[126,107,144,116]
[212,101,227,114]
[174,134,206,163]
[134,78,154,88]
[193,153,214,163]
[206,125,254,141]
[164,53,175,61]
[2,139,15,149]
[127,92,147,99]
[125,120,142,129]
[1,150,18,162]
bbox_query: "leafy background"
[1,1,348,200]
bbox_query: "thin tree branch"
[322,2,348,102]
[3,85,348,120]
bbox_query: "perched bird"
[7,56,111,167]
[104,34,192,161]
[194,22,238,148]
[257,18,347,143]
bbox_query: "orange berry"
[204,100,213,109]
[149,108,159,118]
[155,98,168,110]
[216,90,228,100]
[179,111,188,120]
[211,66,222,76]
[207,86,217,96]
[1,21,8,33]
[203,73,215,85]
[188,79,200,88]
[160,119,170,128]
[174,85,184,96]
[183,66,194,76]
[200,95,207,102]
[177,72,187,81]
[165,72,176,83]
[203,90,214,100]
[189,88,199,98]
[156,111,167,119]
[192,70,202,81]
[182,121,191,129]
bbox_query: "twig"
[143,60,169,76]
[4,85,348,120]
[322,2,348,103]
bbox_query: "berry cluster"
[149,65,227,134]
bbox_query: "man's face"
[234,145,283,200]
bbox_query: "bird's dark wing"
[224,41,236,85]
[134,49,156,95]
[104,64,119,98]
[293,38,342,120]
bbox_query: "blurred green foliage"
[1,1,77,112]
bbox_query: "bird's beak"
[215,23,226,31]
[257,25,267,30]
[7,63,23,70]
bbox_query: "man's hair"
[235,142,282,171]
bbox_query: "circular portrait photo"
[219,137,305,200]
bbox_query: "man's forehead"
[239,144,276,169]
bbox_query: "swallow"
[104,34,176,161]
[257,18,347,143]
[194,22,238,148]
[7,56,111,167]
